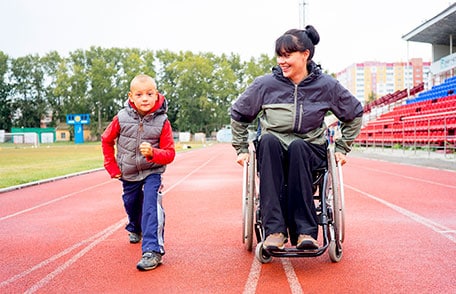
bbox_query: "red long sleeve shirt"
[101,97,175,179]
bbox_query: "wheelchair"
[241,138,345,263]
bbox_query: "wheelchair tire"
[255,242,272,264]
[336,164,345,242]
[328,147,345,243]
[328,239,343,262]
[242,149,256,251]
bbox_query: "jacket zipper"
[137,117,144,172]
[294,85,303,133]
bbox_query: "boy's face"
[128,79,158,116]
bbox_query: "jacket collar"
[272,61,322,85]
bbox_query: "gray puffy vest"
[116,102,168,181]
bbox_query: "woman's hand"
[334,152,347,165]
[236,153,249,166]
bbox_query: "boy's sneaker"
[137,252,162,271]
[129,232,141,244]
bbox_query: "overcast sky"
[0,0,454,73]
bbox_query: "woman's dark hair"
[275,25,320,60]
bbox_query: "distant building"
[336,58,430,105]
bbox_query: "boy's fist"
[139,142,153,157]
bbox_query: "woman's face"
[276,50,309,84]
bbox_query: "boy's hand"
[139,142,153,157]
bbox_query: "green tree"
[41,51,65,127]
[156,51,231,134]
[0,51,12,131]
[85,47,119,138]
[116,48,157,115]
[368,91,376,104]
[10,54,48,128]
[2,47,279,137]
[242,54,275,88]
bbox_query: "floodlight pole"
[299,0,307,29]
[406,41,410,100]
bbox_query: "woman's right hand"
[236,153,249,166]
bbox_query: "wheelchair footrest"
[265,245,328,258]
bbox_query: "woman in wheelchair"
[230,26,363,251]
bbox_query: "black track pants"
[257,134,327,242]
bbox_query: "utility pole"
[299,0,307,29]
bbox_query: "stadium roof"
[402,2,456,46]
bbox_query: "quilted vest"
[116,102,168,181]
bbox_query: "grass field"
[0,141,206,189]
[0,142,104,189]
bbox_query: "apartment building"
[336,58,431,105]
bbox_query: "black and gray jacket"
[230,61,363,155]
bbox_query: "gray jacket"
[230,62,363,155]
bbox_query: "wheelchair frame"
[241,143,345,263]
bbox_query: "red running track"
[1,143,455,293]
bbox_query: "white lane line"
[2,152,221,291]
[282,258,304,294]
[351,164,456,189]
[346,184,456,243]
[0,180,113,221]
[0,218,125,289]
[162,155,219,194]
[243,258,262,294]
[23,219,125,294]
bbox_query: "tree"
[41,51,65,127]
[2,47,278,137]
[0,51,12,131]
[156,50,245,134]
[9,54,48,128]
[242,54,275,88]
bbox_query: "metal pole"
[406,41,410,100]
[300,0,307,29]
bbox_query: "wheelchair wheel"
[336,163,345,242]
[255,242,272,264]
[242,149,256,251]
[327,147,345,243]
[328,240,343,262]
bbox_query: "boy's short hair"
[130,74,156,90]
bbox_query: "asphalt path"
[1,143,455,293]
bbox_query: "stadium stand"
[355,77,456,150]
[354,3,456,154]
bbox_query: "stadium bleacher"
[355,76,456,149]
[354,3,456,153]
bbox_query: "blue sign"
[66,114,90,125]
[66,114,90,144]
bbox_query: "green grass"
[0,141,207,189]
[0,142,104,188]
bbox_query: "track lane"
[1,143,455,293]
[347,157,456,229]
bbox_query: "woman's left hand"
[334,152,347,165]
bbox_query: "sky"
[0,0,454,73]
